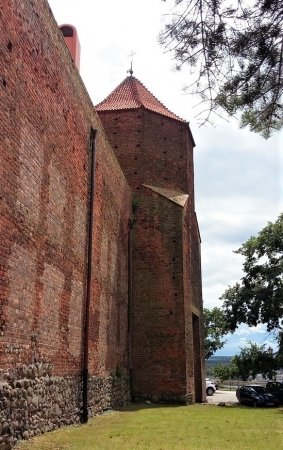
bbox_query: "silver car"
[206,379,216,396]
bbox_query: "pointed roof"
[96,76,185,122]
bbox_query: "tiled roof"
[95,76,185,122]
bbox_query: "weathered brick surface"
[183,204,205,402]
[97,109,195,193]
[131,187,187,397]
[98,106,206,403]
[0,0,205,446]
[0,0,131,400]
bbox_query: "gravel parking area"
[206,389,238,404]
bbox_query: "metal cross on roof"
[127,50,136,76]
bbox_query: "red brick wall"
[98,105,205,401]
[183,203,205,402]
[97,109,195,193]
[191,215,206,401]
[131,186,187,395]
[88,149,131,376]
[0,0,131,378]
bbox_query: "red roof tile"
[96,76,185,122]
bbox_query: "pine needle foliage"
[159,0,283,138]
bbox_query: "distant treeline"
[206,356,232,376]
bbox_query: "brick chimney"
[60,24,80,71]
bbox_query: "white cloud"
[234,324,267,336]
[216,326,280,356]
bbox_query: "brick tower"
[96,75,205,403]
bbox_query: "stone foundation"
[134,392,193,405]
[88,375,131,416]
[0,364,131,449]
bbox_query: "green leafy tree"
[213,362,237,382]
[232,341,279,381]
[276,331,283,365]
[204,307,230,359]
[159,0,283,138]
[221,213,283,332]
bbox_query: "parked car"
[266,381,283,403]
[206,380,216,396]
[214,380,219,390]
[236,385,279,407]
[206,378,219,390]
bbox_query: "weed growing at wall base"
[17,403,283,450]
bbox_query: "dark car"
[266,381,283,403]
[236,385,279,407]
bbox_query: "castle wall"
[97,109,195,193]
[98,105,205,403]
[131,187,189,403]
[131,188,205,404]
[0,0,131,446]
[0,0,205,446]
[183,204,206,403]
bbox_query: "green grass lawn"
[17,403,283,450]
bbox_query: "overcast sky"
[48,0,283,356]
